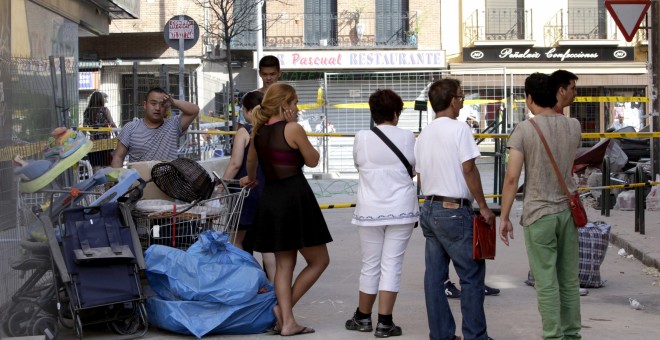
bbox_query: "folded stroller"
[43,202,148,339]
[1,237,59,339]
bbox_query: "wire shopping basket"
[132,179,250,250]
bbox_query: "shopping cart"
[1,181,110,339]
[132,179,250,250]
[2,168,146,339]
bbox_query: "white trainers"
[579,288,589,296]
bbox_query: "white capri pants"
[358,223,415,294]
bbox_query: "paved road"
[57,197,660,339]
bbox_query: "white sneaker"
[579,288,589,296]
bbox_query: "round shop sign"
[470,50,484,60]
[163,15,200,51]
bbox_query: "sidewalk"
[310,177,660,272]
[590,204,660,270]
[46,177,660,339]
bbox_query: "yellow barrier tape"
[581,132,660,139]
[199,115,228,123]
[332,103,370,109]
[299,103,323,110]
[331,96,649,110]
[0,142,48,161]
[574,96,649,103]
[318,203,357,210]
[2,128,657,162]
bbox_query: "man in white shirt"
[415,79,495,340]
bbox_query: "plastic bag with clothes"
[578,222,611,288]
[646,175,660,211]
[144,231,276,337]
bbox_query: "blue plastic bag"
[145,231,276,336]
[146,291,277,338]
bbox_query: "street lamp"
[414,82,432,132]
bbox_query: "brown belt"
[426,195,472,207]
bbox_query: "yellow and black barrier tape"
[1,128,658,161]
[318,203,357,210]
[578,181,660,191]
[193,130,660,140]
[334,96,650,110]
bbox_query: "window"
[304,0,337,46]
[375,0,409,45]
[232,0,259,49]
[485,0,525,40]
[568,0,606,39]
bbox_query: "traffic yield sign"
[605,0,651,42]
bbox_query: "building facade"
[0,0,137,310]
[78,1,447,133]
[444,0,650,137]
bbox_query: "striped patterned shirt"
[117,115,183,162]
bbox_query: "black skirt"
[253,173,333,252]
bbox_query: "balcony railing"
[567,7,613,39]
[264,12,418,49]
[544,8,617,46]
[632,15,649,45]
[463,8,533,46]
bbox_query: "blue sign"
[79,72,95,90]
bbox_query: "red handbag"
[569,191,588,227]
[529,119,587,227]
[473,216,496,260]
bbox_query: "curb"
[609,232,660,270]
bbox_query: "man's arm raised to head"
[170,96,200,132]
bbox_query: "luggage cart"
[44,203,148,340]
[4,168,146,339]
[2,184,108,339]
[132,179,250,250]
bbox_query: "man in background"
[237,55,284,129]
[111,87,199,166]
[256,55,282,94]
[525,70,588,296]
[552,69,578,115]
[500,72,582,340]
[415,79,495,340]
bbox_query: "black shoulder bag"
[371,126,418,227]
[370,126,414,178]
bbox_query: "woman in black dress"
[240,83,332,336]
[83,92,116,171]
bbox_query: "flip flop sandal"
[280,326,315,337]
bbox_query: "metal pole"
[635,164,645,234]
[179,15,186,102]
[132,62,138,120]
[256,0,264,88]
[160,64,168,89]
[59,57,70,129]
[601,156,611,217]
[652,1,660,179]
[49,56,62,127]
[59,57,72,187]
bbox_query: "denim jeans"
[420,201,488,340]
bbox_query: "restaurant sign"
[259,50,446,70]
[463,46,634,62]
